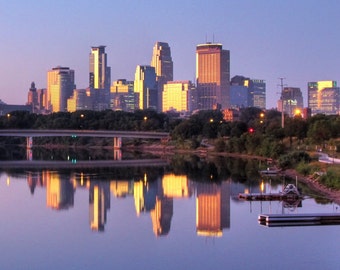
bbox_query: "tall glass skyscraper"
[151,42,173,112]
[47,66,75,112]
[89,46,111,90]
[196,43,230,110]
[134,65,157,110]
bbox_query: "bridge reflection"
[0,158,169,169]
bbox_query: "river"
[0,149,339,269]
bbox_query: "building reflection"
[27,171,46,194]
[110,180,133,198]
[195,181,230,237]
[23,169,233,236]
[46,171,74,210]
[89,181,110,232]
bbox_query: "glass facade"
[134,65,157,110]
[280,87,304,117]
[89,46,111,91]
[162,81,194,112]
[151,42,173,112]
[47,67,75,112]
[196,43,230,110]
[308,81,339,115]
[110,79,135,112]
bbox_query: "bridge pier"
[27,137,33,149]
[114,150,122,161]
[113,137,122,149]
[26,149,33,161]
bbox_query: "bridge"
[0,129,170,149]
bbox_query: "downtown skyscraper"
[89,46,111,110]
[150,42,173,112]
[196,43,230,110]
[47,66,75,112]
[89,46,111,90]
[134,65,157,110]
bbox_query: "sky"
[1,0,340,109]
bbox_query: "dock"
[238,184,302,202]
[238,193,301,201]
[258,213,340,227]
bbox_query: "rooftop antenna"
[278,77,287,128]
[213,33,215,43]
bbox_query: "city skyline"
[1,0,340,109]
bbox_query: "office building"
[47,66,75,112]
[308,81,340,115]
[196,43,230,110]
[279,87,304,117]
[110,79,135,112]
[151,42,173,112]
[28,83,49,114]
[230,76,250,108]
[230,75,266,109]
[251,79,266,109]
[134,65,157,110]
[27,82,38,112]
[67,88,93,112]
[89,46,111,91]
[162,81,195,113]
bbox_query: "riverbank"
[284,169,340,205]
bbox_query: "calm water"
[0,151,339,270]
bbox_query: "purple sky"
[1,0,340,109]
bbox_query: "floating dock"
[238,184,302,201]
[238,193,301,201]
[258,213,340,227]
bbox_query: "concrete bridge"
[0,129,170,149]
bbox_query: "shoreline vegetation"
[1,108,340,204]
[2,139,340,204]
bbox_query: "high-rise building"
[89,46,111,90]
[89,46,111,110]
[47,66,75,112]
[308,81,339,115]
[251,79,266,109]
[230,76,250,108]
[279,87,304,117]
[67,88,93,112]
[27,82,38,112]
[110,79,135,112]
[196,43,230,110]
[230,75,266,109]
[134,65,157,110]
[151,42,173,112]
[36,88,48,113]
[162,81,195,113]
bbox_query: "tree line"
[1,108,340,158]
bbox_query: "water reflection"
[22,170,232,236]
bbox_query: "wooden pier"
[258,213,340,227]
